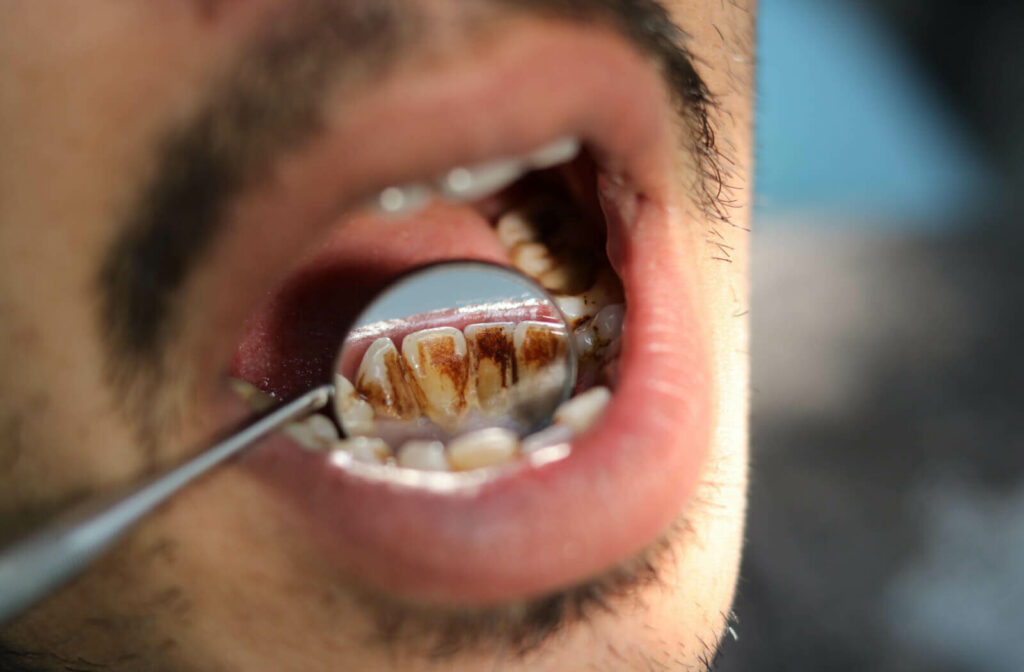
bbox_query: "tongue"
[232,201,511,397]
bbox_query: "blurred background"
[718,1,1024,670]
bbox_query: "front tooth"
[356,338,420,421]
[527,136,581,169]
[440,157,526,202]
[465,322,516,415]
[513,321,570,423]
[396,440,450,471]
[332,436,391,464]
[334,374,376,437]
[375,183,431,217]
[447,427,519,471]
[553,386,611,434]
[285,414,339,451]
[401,326,471,429]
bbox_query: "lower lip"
[243,199,711,605]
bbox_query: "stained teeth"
[285,414,339,451]
[401,327,470,429]
[447,427,519,471]
[332,436,391,464]
[356,337,421,421]
[553,386,611,434]
[464,322,516,414]
[396,440,450,471]
[513,321,571,423]
[334,374,377,437]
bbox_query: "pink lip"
[225,22,710,605]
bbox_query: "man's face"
[0,1,753,670]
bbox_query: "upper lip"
[215,20,710,605]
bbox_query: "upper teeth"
[373,136,580,216]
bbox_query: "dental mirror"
[0,261,575,625]
[331,261,576,470]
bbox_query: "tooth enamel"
[229,378,276,412]
[334,374,376,437]
[464,322,516,414]
[511,242,557,279]
[513,321,570,422]
[553,386,611,434]
[539,257,589,294]
[401,326,471,429]
[520,422,574,453]
[496,210,540,249]
[440,157,526,202]
[446,427,519,471]
[356,337,421,421]
[377,183,430,216]
[527,136,581,169]
[332,436,391,464]
[592,303,625,344]
[396,440,450,471]
[285,414,339,451]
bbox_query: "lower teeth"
[234,196,623,474]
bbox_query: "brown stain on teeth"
[410,334,468,420]
[356,341,420,421]
[471,326,516,387]
[519,326,566,372]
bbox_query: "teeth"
[332,436,391,464]
[464,322,516,414]
[447,427,519,471]
[334,374,377,437]
[539,257,590,294]
[285,414,339,451]
[356,337,421,421]
[396,440,450,471]
[520,422,573,453]
[372,136,580,212]
[592,303,625,343]
[401,326,471,429]
[513,321,571,423]
[440,159,526,202]
[553,386,611,434]
[496,210,540,249]
[527,136,581,169]
[511,242,557,278]
[376,184,431,217]
[229,378,276,412]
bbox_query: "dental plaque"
[232,137,625,475]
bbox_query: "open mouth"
[216,20,711,607]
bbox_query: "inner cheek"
[232,202,510,396]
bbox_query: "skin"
[0,1,753,670]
